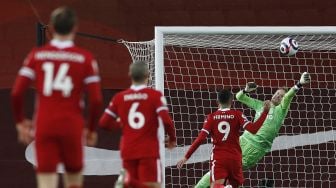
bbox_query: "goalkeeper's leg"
[195,171,211,188]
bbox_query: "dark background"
[1,0,336,187]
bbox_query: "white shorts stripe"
[211,160,216,182]
[157,159,162,183]
[19,67,35,80]
[104,109,117,118]
[84,75,100,84]
[156,106,169,113]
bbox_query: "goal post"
[122,26,336,188]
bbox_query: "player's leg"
[209,160,229,188]
[63,172,83,188]
[226,159,244,188]
[37,173,59,188]
[139,157,162,188]
[121,159,150,188]
[35,135,60,188]
[61,129,84,188]
[195,137,251,188]
[195,171,211,188]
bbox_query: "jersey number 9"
[218,121,231,141]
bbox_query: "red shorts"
[123,157,162,183]
[210,159,244,185]
[35,129,83,173]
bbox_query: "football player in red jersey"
[11,7,102,188]
[99,61,176,188]
[177,89,271,188]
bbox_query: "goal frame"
[154,26,336,187]
[155,26,336,91]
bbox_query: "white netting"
[122,33,336,188]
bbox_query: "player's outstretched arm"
[243,100,271,134]
[176,130,208,169]
[236,82,263,110]
[177,115,212,169]
[280,72,311,110]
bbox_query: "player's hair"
[50,7,77,35]
[217,89,233,105]
[129,61,149,82]
[277,87,288,92]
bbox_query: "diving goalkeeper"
[195,72,311,188]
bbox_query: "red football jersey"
[202,108,249,160]
[103,85,176,160]
[12,39,101,133]
[185,107,268,162]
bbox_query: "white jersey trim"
[105,109,117,118]
[156,106,169,113]
[19,67,35,80]
[219,108,230,111]
[50,39,74,49]
[242,121,250,129]
[84,75,100,84]
[130,84,147,91]
[201,129,209,135]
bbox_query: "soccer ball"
[279,37,299,56]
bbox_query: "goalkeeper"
[195,72,311,188]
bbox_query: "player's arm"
[99,95,122,131]
[177,116,211,169]
[280,72,311,110]
[155,94,176,148]
[84,59,103,146]
[242,100,271,134]
[236,82,264,110]
[11,51,35,145]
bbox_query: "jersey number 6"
[128,102,145,129]
[218,121,231,141]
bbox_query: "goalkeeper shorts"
[240,136,268,170]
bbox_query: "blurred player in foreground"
[177,89,271,188]
[11,7,102,188]
[196,72,311,188]
[99,61,176,188]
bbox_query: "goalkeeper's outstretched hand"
[299,72,311,85]
[244,82,258,93]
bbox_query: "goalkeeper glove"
[296,72,311,88]
[244,82,257,93]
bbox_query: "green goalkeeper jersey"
[237,87,298,152]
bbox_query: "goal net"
[121,27,336,188]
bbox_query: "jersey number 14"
[42,62,74,97]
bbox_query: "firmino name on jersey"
[124,93,148,101]
[213,114,235,120]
